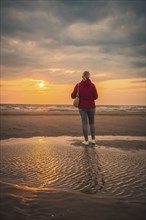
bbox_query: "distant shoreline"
[1,112,145,115]
[1,104,145,114]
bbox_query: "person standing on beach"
[71,71,98,145]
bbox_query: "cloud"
[131,79,146,83]
[1,0,145,83]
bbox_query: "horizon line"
[1,103,146,106]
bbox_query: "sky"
[1,0,146,105]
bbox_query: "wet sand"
[0,111,145,139]
[1,181,145,220]
[0,136,146,220]
[0,111,146,220]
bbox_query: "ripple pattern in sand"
[97,146,146,201]
[0,137,146,201]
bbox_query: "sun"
[39,82,45,88]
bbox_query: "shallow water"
[0,136,146,202]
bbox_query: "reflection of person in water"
[71,71,98,145]
[83,146,104,194]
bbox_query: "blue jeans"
[79,108,96,141]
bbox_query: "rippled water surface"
[0,136,146,202]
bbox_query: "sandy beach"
[0,181,145,220]
[0,110,146,220]
[1,111,145,140]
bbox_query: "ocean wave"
[0,104,146,113]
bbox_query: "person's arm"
[93,84,98,100]
[71,84,78,99]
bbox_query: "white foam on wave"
[1,104,146,113]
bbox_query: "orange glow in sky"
[1,77,145,105]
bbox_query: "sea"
[0,104,146,113]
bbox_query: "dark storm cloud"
[1,0,145,81]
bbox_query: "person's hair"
[82,71,90,79]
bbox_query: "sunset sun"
[39,82,45,88]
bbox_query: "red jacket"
[71,79,98,109]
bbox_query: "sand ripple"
[0,136,145,202]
